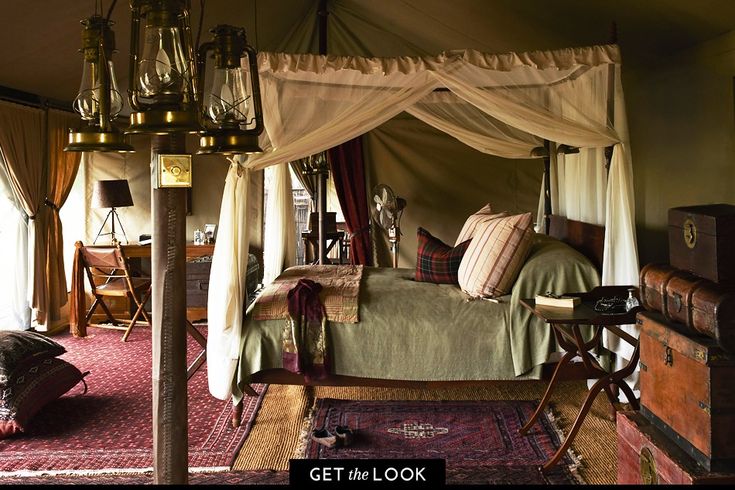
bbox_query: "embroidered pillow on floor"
[0,357,87,439]
[415,227,471,284]
[458,212,535,297]
[0,331,66,387]
[454,204,509,245]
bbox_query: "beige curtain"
[207,156,251,400]
[263,162,297,285]
[45,110,82,322]
[0,100,47,327]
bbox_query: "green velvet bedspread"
[233,234,600,401]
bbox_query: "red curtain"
[327,137,373,266]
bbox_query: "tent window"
[0,147,31,330]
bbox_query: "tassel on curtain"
[327,136,373,266]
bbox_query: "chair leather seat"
[96,277,151,296]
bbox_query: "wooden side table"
[519,285,642,471]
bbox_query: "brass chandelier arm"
[128,3,142,112]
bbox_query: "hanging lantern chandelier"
[65,12,134,153]
[126,0,201,134]
[196,24,264,154]
[66,0,264,155]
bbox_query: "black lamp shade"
[92,179,134,208]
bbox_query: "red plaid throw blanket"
[253,265,363,323]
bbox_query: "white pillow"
[458,212,535,298]
[454,204,509,246]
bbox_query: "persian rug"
[0,469,289,485]
[0,327,267,475]
[299,398,584,485]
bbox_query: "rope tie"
[44,198,60,212]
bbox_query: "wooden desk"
[122,242,215,259]
[122,242,215,322]
[85,242,214,380]
[519,285,642,471]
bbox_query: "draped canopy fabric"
[245,43,637,294]
[208,43,639,400]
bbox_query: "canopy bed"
[204,43,640,417]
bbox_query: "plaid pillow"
[415,227,471,284]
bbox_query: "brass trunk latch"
[683,217,697,249]
[664,346,673,366]
[671,293,682,312]
[640,447,658,484]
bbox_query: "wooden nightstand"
[520,285,642,471]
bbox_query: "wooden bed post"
[605,21,617,174]
[543,140,552,235]
[316,0,329,265]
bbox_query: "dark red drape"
[327,137,373,266]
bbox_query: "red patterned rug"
[0,327,266,475]
[301,399,584,485]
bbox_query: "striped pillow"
[458,213,535,298]
[415,228,471,284]
[454,204,509,246]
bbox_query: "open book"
[534,294,580,308]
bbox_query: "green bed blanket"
[233,234,600,401]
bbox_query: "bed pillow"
[0,356,86,438]
[415,227,471,284]
[0,331,67,386]
[458,212,535,298]
[454,204,509,245]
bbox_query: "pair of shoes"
[310,426,355,448]
[310,428,338,448]
[335,425,354,446]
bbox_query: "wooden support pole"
[151,134,188,485]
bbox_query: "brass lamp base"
[127,110,202,134]
[197,129,263,155]
[64,127,135,153]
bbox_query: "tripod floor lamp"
[92,179,133,245]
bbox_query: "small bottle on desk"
[625,288,640,312]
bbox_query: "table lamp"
[92,179,133,245]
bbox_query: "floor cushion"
[0,331,66,386]
[0,357,86,438]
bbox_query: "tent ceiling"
[1,0,735,104]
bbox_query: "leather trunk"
[669,204,735,285]
[640,263,735,352]
[186,260,211,308]
[617,410,735,484]
[638,310,735,472]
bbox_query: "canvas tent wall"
[206,43,639,401]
